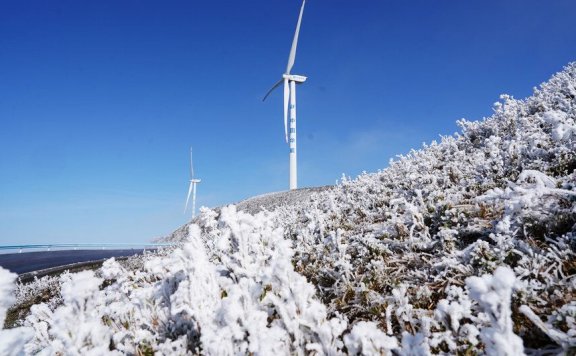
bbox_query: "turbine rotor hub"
[283,74,307,83]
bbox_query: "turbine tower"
[184,148,201,219]
[263,0,307,190]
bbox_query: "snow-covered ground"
[1,63,575,355]
[162,186,332,244]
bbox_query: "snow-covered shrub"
[466,266,524,355]
[24,271,116,355]
[188,206,348,354]
[344,321,398,355]
[520,302,576,353]
[0,267,17,326]
[0,267,33,356]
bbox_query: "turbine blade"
[190,147,194,178]
[184,182,193,213]
[286,0,306,74]
[284,79,289,143]
[263,78,284,101]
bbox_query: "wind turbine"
[263,0,307,190]
[184,148,201,219]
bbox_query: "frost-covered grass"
[4,250,175,330]
[0,63,575,354]
[5,275,62,329]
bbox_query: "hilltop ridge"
[162,186,331,243]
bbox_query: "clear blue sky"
[1,0,575,245]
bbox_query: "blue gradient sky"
[1,0,575,244]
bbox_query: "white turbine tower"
[263,0,307,190]
[184,148,201,219]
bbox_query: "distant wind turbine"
[263,0,307,190]
[184,148,201,219]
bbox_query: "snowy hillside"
[162,186,332,243]
[1,63,576,354]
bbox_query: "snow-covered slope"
[1,63,575,354]
[162,186,332,243]
[233,186,332,214]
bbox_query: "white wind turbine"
[263,0,307,190]
[184,148,201,219]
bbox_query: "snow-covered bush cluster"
[1,63,575,354]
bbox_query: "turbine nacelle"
[190,179,201,183]
[283,74,307,83]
